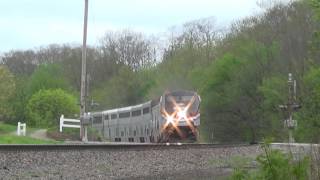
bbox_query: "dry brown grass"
[310,145,320,180]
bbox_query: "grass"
[0,122,16,134]
[0,134,60,144]
[0,121,62,144]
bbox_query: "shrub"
[231,143,310,180]
[26,89,78,128]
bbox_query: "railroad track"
[0,143,255,151]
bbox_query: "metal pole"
[80,0,88,141]
[287,73,296,143]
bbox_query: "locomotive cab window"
[104,114,109,120]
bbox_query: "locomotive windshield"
[163,91,200,115]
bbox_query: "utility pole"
[80,0,89,141]
[279,73,301,143]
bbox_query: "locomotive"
[88,90,201,143]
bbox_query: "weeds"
[231,141,311,180]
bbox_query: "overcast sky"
[0,0,289,53]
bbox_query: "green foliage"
[258,76,287,140]
[27,63,71,96]
[310,0,320,20]
[304,67,320,89]
[198,41,280,142]
[8,76,29,124]
[148,57,196,97]
[0,122,16,134]
[26,89,78,128]
[296,67,320,142]
[309,0,320,62]
[231,143,310,180]
[258,76,287,109]
[256,144,309,180]
[231,168,251,180]
[8,63,76,125]
[91,66,155,109]
[0,65,15,120]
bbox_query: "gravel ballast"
[0,145,262,179]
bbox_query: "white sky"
[0,0,289,52]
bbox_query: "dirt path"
[29,129,52,141]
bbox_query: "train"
[87,90,201,143]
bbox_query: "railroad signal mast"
[279,73,301,143]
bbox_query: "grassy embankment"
[0,122,60,144]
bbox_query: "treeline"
[0,0,319,143]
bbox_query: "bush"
[231,142,310,180]
[26,89,78,128]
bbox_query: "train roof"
[91,101,152,115]
[165,90,197,96]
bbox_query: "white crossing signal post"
[17,122,26,136]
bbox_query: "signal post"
[279,73,301,143]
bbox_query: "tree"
[309,0,320,64]
[99,30,156,71]
[258,75,288,140]
[165,18,217,64]
[296,67,320,142]
[26,89,78,127]
[27,63,71,96]
[91,66,155,110]
[1,50,38,76]
[196,40,280,142]
[0,65,15,121]
[9,76,29,124]
[310,0,320,19]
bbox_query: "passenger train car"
[88,90,201,143]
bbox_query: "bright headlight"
[177,110,187,120]
[166,116,174,124]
